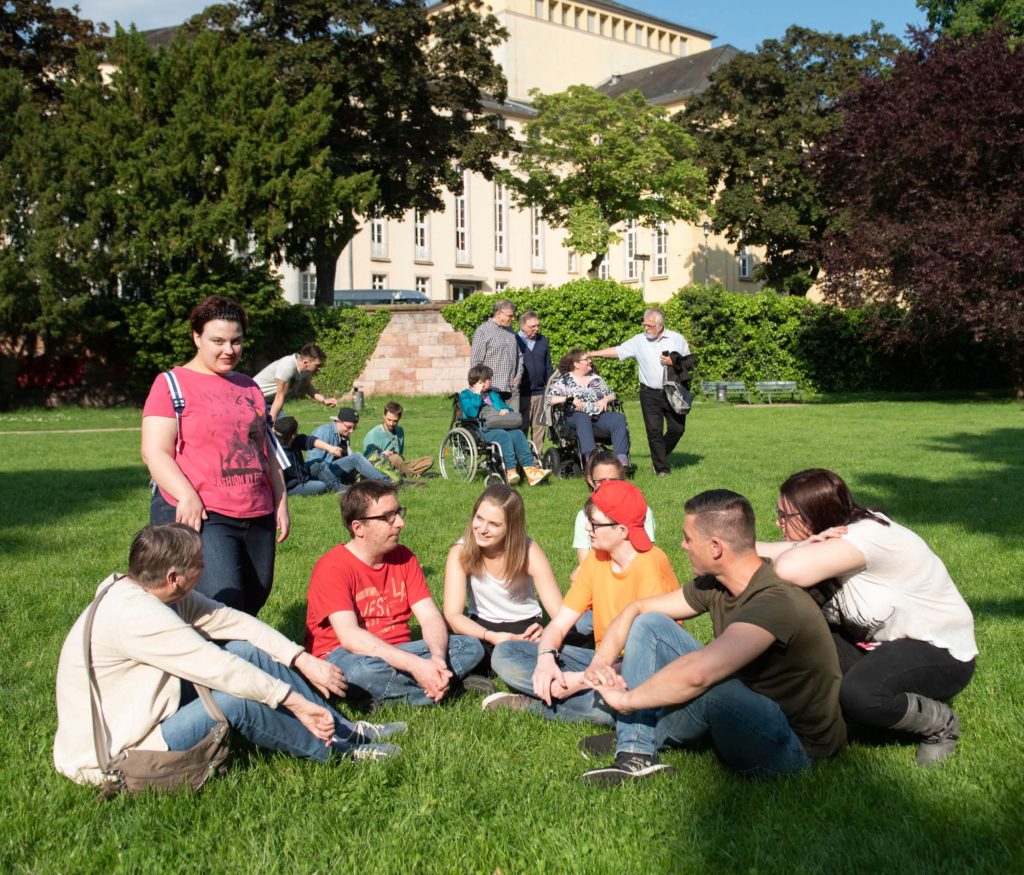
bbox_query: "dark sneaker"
[349,742,402,762]
[338,720,408,744]
[916,710,960,766]
[481,692,533,712]
[461,674,498,696]
[580,751,675,786]
[578,732,617,760]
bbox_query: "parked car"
[333,289,431,307]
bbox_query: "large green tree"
[681,25,902,295]
[918,0,1024,38]
[502,85,708,275]
[202,0,512,306]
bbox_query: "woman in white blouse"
[758,468,977,766]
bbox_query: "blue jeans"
[288,479,330,497]
[325,636,484,707]
[160,641,355,763]
[566,410,630,460]
[150,490,275,616]
[616,613,812,777]
[309,453,390,490]
[490,640,615,726]
[481,427,536,470]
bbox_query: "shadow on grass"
[847,428,1024,541]
[0,465,149,543]
[967,597,1024,619]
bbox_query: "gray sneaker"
[349,742,402,762]
[578,732,617,760]
[336,720,408,745]
[481,692,533,712]
[580,752,675,786]
[461,674,498,696]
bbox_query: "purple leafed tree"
[811,29,1024,393]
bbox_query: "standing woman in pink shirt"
[141,295,289,615]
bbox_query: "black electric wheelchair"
[437,394,511,484]
[540,398,632,479]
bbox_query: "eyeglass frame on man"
[585,516,621,531]
[357,506,408,525]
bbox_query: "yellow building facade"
[279,0,761,304]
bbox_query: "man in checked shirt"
[470,298,523,414]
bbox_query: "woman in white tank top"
[443,485,563,671]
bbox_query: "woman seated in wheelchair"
[443,485,563,672]
[546,350,630,468]
[460,365,551,487]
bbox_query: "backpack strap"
[266,415,292,471]
[162,371,186,454]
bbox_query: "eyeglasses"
[775,506,803,522]
[586,518,620,531]
[358,506,407,525]
[588,476,617,492]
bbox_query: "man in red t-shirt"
[305,481,484,706]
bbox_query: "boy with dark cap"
[273,416,338,497]
[485,481,679,723]
[305,407,397,493]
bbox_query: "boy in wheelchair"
[460,366,551,487]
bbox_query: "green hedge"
[443,280,1007,395]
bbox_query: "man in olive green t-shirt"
[579,489,846,785]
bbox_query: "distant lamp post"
[634,253,650,296]
[702,222,711,286]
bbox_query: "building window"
[739,246,754,281]
[299,269,316,305]
[370,216,387,259]
[598,257,610,280]
[635,25,645,46]
[371,273,387,290]
[653,222,668,277]
[567,250,579,274]
[531,207,545,270]
[451,282,478,301]
[535,0,544,19]
[455,170,471,265]
[494,183,509,268]
[414,210,430,262]
[415,276,430,296]
[678,37,687,56]
[587,11,595,32]
[624,220,638,280]
[561,4,570,26]
[495,280,508,293]
[532,282,546,291]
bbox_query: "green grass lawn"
[1,395,1022,874]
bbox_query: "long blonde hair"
[458,485,530,583]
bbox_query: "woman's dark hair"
[189,295,249,336]
[779,468,889,533]
[557,349,588,374]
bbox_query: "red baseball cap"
[591,480,652,552]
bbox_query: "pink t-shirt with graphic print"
[143,366,274,518]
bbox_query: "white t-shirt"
[617,329,690,389]
[825,515,977,662]
[253,354,302,401]
[572,506,656,551]
[459,539,541,624]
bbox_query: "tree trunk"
[314,251,339,309]
[587,252,605,278]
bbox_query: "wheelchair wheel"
[438,428,478,481]
[484,471,505,487]
[542,447,561,473]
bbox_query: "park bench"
[752,380,804,403]
[701,381,748,402]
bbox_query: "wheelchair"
[437,394,511,484]
[540,399,632,479]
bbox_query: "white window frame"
[494,183,509,268]
[535,0,544,19]
[567,250,579,274]
[598,255,610,280]
[739,245,754,281]
[370,216,387,259]
[371,273,387,290]
[415,276,430,296]
[455,170,471,265]
[653,222,668,277]
[495,280,508,293]
[299,269,317,305]
[625,220,638,280]
[414,210,430,262]
[531,207,545,270]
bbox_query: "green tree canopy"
[502,85,708,274]
[918,0,1024,38]
[201,0,513,306]
[681,24,902,295]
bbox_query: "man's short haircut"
[468,364,493,385]
[585,449,623,481]
[492,298,514,316]
[683,489,756,551]
[384,401,403,417]
[341,480,400,534]
[128,524,203,588]
[643,307,666,326]
[299,343,326,362]
[518,309,539,327]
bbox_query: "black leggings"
[832,631,976,727]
